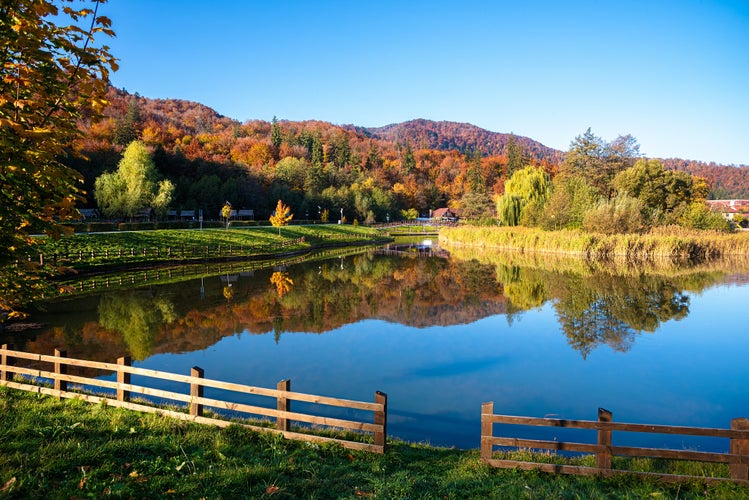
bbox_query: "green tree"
[679,201,732,231]
[402,140,416,174]
[274,156,308,190]
[466,148,485,194]
[495,166,551,226]
[400,208,419,221]
[95,141,174,219]
[270,116,283,149]
[542,174,599,230]
[562,128,640,199]
[113,97,141,146]
[496,194,524,226]
[505,133,525,177]
[269,199,293,235]
[613,158,696,221]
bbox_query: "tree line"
[76,89,734,233]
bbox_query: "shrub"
[679,201,732,232]
[582,195,646,235]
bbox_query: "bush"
[679,201,732,231]
[582,195,646,235]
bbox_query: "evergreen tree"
[270,116,283,149]
[402,140,416,174]
[113,98,141,146]
[506,134,524,177]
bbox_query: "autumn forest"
[67,87,749,227]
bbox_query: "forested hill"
[357,119,564,164]
[74,87,749,214]
[662,158,749,199]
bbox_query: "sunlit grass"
[1,388,747,498]
[24,225,383,270]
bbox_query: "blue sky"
[102,0,748,165]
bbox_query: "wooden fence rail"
[29,237,307,268]
[481,402,749,485]
[0,345,387,453]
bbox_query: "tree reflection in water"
[98,292,177,360]
[19,246,748,362]
[447,245,744,357]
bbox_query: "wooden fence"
[66,254,309,293]
[28,237,308,268]
[481,402,749,485]
[0,345,387,453]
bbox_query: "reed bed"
[440,226,749,261]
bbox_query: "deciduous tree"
[495,165,550,226]
[269,199,293,235]
[1,0,116,318]
[1,0,116,264]
[95,140,174,219]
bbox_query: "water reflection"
[13,244,749,364]
[98,292,177,360]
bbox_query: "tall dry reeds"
[439,226,749,262]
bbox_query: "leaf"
[0,478,16,492]
[264,484,280,495]
[175,461,186,472]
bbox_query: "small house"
[431,208,458,222]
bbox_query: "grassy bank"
[25,225,384,271]
[1,388,746,499]
[440,225,749,261]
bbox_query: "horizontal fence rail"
[27,237,308,268]
[481,402,749,485]
[0,345,387,453]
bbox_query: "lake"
[10,241,749,451]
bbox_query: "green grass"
[1,388,747,499]
[25,225,384,270]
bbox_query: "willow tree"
[95,141,174,219]
[1,0,116,318]
[495,166,551,226]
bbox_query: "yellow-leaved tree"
[269,199,293,236]
[1,0,116,319]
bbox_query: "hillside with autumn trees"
[66,87,749,225]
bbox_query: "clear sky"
[102,0,749,165]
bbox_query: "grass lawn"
[25,225,385,270]
[0,388,746,499]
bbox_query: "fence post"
[190,366,204,417]
[53,348,67,398]
[0,344,13,382]
[277,379,290,432]
[481,402,494,461]
[730,418,749,481]
[117,356,131,402]
[597,408,613,471]
[374,391,388,453]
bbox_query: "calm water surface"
[14,243,749,450]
